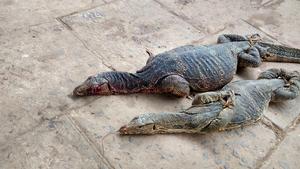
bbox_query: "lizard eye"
[152,125,156,130]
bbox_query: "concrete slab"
[261,122,300,169]
[156,0,300,48]
[61,0,205,72]
[70,98,276,169]
[0,21,109,145]
[0,0,106,33]
[246,0,300,48]
[70,94,192,139]
[155,0,266,34]
[102,124,275,169]
[0,115,111,169]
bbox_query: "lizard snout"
[118,125,128,134]
[73,83,90,96]
[73,76,111,96]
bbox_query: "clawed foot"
[221,90,235,108]
[223,99,234,108]
[246,34,262,45]
[186,95,193,100]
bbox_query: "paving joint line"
[255,117,286,169]
[0,95,115,168]
[0,95,102,149]
[103,0,120,5]
[153,0,232,46]
[58,0,121,19]
[256,115,300,168]
[261,116,285,140]
[285,115,300,132]
[153,0,199,32]
[65,113,115,169]
[0,113,67,150]
[56,17,73,31]
[240,19,291,47]
[0,110,114,168]
[55,18,116,71]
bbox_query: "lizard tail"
[258,42,300,63]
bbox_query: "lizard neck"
[101,71,148,94]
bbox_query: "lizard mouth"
[73,76,111,96]
[73,84,90,96]
[73,76,96,96]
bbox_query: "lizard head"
[119,113,197,135]
[119,113,176,135]
[73,75,110,96]
[119,114,167,135]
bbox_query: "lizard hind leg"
[192,90,235,108]
[258,69,300,102]
[158,75,190,97]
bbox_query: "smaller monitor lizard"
[119,68,300,134]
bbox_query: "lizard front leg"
[217,34,248,43]
[192,90,235,108]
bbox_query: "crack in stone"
[65,114,115,169]
[56,17,117,71]
[255,117,286,169]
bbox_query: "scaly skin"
[73,34,300,97]
[119,69,300,135]
[258,42,300,63]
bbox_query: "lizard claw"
[222,90,235,108]
[223,99,234,108]
[186,95,193,100]
[246,34,262,45]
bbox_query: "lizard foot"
[246,34,262,45]
[186,95,193,100]
[221,90,235,108]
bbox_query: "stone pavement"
[0,0,299,168]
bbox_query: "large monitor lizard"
[119,69,300,134]
[73,34,300,97]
